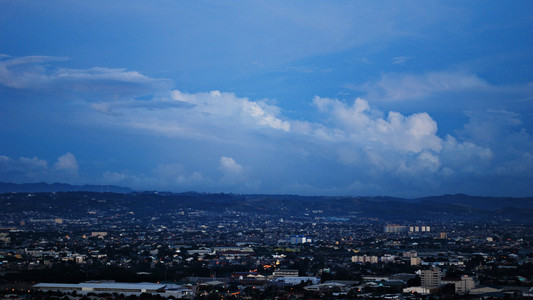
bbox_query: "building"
[273,269,299,277]
[469,286,503,295]
[403,286,434,295]
[0,232,10,243]
[213,246,253,253]
[455,275,476,294]
[34,282,167,296]
[351,255,379,264]
[410,257,422,266]
[421,268,441,288]
[304,282,351,293]
[403,251,417,258]
[90,231,108,238]
[187,248,214,255]
[409,226,430,233]
[290,235,310,244]
[442,275,476,294]
[380,254,395,263]
[384,225,407,233]
[273,276,320,285]
[523,287,533,298]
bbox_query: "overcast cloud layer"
[1,1,533,197]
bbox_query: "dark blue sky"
[1,1,533,197]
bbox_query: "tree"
[407,276,421,287]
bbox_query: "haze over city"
[1,1,533,197]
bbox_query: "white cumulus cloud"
[53,152,79,175]
[219,156,244,175]
[311,96,443,154]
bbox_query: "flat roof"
[34,283,79,289]
[34,282,166,291]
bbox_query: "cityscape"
[0,188,532,299]
[2,1,533,299]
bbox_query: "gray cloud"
[0,153,79,183]
[0,55,171,100]
[354,70,491,101]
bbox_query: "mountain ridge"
[1,187,532,223]
[0,182,132,193]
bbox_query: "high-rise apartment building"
[421,268,441,288]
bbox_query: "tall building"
[456,275,476,295]
[421,268,441,288]
[351,255,379,264]
[384,225,407,233]
[410,257,421,266]
[290,235,310,244]
[409,225,430,233]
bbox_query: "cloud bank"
[1,55,533,197]
[0,153,78,183]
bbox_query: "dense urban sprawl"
[0,192,532,299]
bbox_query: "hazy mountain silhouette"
[1,187,532,223]
[0,182,131,193]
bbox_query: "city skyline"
[1,1,533,197]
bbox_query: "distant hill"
[0,182,132,193]
[416,193,533,210]
[1,190,531,223]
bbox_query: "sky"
[1,1,533,197]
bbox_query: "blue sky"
[1,1,533,197]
